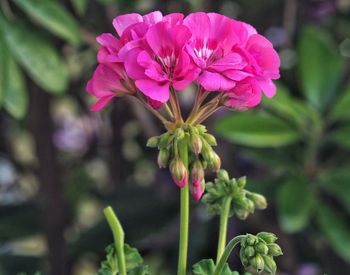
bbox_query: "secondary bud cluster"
[146,124,221,200]
[239,233,283,274]
[202,169,267,219]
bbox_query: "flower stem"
[213,235,244,275]
[177,138,189,275]
[216,196,232,264]
[103,206,127,275]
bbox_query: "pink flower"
[86,64,134,111]
[184,12,248,92]
[225,22,280,109]
[124,21,199,103]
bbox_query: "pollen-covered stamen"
[193,39,218,62]
[157,48,179,78]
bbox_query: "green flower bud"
[247,192,267,210]
[246,199,255,212]
[237,176,247,188]
[201,143,215,163]
[217,169,230,182]
[196,124,207,134]
[157,148,169,168]
[169,158,187,188]
[190,133,203,155]
[249,254,264,272]
[236,208,250,220]
[159,133,171,148]
[263,255,277,275]
[246,235,258,246]
[146,136,159,148]
[255,242,269,255]
[244,246,255,257]
[257,232,278,244]
[240,249,249,267]
[268,243,283,256]
[175,128,185,140]
[208,152,221,172]
[202,133,217,146]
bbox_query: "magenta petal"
[224,70,251,81]
[163,13,184,25]
[96,33,118,47]
[124,48,146,79]
[198,71,236,91]
[112,13,143,36]
[183,12,210,41]
[91,95,115,112]
[136,79,170,103]
[259,79,276,98]
[209,53,245,72]
[143,11,163,25]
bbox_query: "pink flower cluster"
[87,11,280,111]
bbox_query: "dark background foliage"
[0,0,349,274]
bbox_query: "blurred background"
[0,0,350,274]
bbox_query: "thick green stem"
[216,197,232,264]
[213,235,244,275]
[104,206,127,275]
[177,138,189,275]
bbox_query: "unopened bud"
[246,235,258,246]
[237,176,247,188]
[175,128,185,140]
[257,232,277,244]
[157,148,169,168]
[202,133,217,146]
[190,133,203,155]
[217,169,230,182]
[236,208,250,220]
[250,254,264,273]
[263,255,277,275]
[246,199,255,212]
[196,124,207,134]
[267,243,283,257]
[170,158,187,188]
[159,133,171,148]
[247,192,267,210]
[256,242,269,255]
[146,136,159,148]
[244,246,255,257]
[208,152,221,172]
[190,181,204,201]
[201,143,215,163]
[190,159,204,187]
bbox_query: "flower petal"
[113,13,143,36]
[91,95,115,112]
[136,79,170,103]
[198,71,236,91]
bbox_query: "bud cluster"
[146,124,221,200]
[239,233,283,274]
[202,169,267,219]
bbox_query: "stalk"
[216,196,232,264]
[177,138,190,275]
[213,235,244,275]
[104,206,127,275]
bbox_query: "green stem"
[104,206,127,275]
[177,138,189,275]
[213,235,244,275]
[216,197,232,264]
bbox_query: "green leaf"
[14,0,81,45]
[317,205,350,262]
[318,168,350,213]
[215,112,300,148]
[0,35,27,118]
[328,125,350,149]
[192,259,238,275]
[128,265,150,275]
[330,84,350,121]
[276,179,315,233]
[298,26,344,110]
[71,0,89,16]
[0,15,68,94]
[98,244,143,275]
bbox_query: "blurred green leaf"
[128,265,150,275]
[317,205,350,262]
[0,36,27,118]
[192,259,238,275]
[318,168,350,213]
[330,84,350,122]
[14,0,81,45]
[276,179,315,233]
[215,112,300,147]
[71,0,89,16]
[328,125,350,149]
[0,15,68,94]
[298,26,344,110]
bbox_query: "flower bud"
[246,199,255,212]
[246,235,258,246]
[159,133,171,148]
[190,133,202,155]
[196,124,207,134]
[208,152,221,172]
[217,169,230,182]
[257,232,277,244]
[244,246,255,257]
[175,128,185,140]
[250,254,264,273]
[190,159,204,187]
[247,192,267,210]
[236,208,250,220]
[146,136,159,148]
[202,133,217,146]
[190,181,204,201]
[157,148,169,168]
[263,255,277,275]
[267,243,283,256]
[170,158,187,188]
[255,242,269,255]
[201,143,215,163]
[237,176,247,188]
